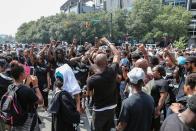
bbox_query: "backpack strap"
[8,84,19,92]
[0,73,12,81]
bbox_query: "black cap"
[186,56,196,63]
[187,95,196,113]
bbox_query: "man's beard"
[57,58,63,63]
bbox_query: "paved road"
[38,91,116,131]
[38,91,91,131]
[38,108,91,131]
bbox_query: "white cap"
[127,67,145,84]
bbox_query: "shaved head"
[94,53,108,68]
[135,58,148,71]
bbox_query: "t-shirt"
[151,78,169,106]
[165,66,179,103]
[72,62,89,88]
[17,85,38,113]
[0,73,13,98]
[34,64,49,89]
[87,63,119,109]
[161,113,194,131]
[119,92,154,131]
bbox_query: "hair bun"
[10,60,20,69]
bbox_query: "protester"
[0,58,12,98]
[116,67,154,131]
[170,73,196,114]
[0,36,195,131]
[151,65,169,131]
[0,58,13,131]
[161,95,196,131]
[55,63,81,113]
[10,61,43,131]
[34,56,51,115]
[48,76,80,131]
[87,37,120,131]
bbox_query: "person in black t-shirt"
[151,65,169,131]
[0,58,13,131]
[169,73,196,114]
[0,58,13,98]
[48,41,71,68]
[164,54,179,115]
[161,95,196,131]
[34,56,51,113]
[170,56,196,114]
[9,61,43,131]
[71,56,89,88]
[116,67,154,131]
[87,37,120,131]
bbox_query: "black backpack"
[0,84,27,126]
[48,90,80,124]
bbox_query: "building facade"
[163,0,187,6]
[104,0,133,12]
[60,0,134,14]
[60,0,97,14]
[162,0,196,46]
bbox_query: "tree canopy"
[15,0,192,44]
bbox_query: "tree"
[173,37,187,50]
[126,0,161,42]
[15,1,192,45]
[153,5,192,41]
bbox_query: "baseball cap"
[120,58,129,67]
[186,56,196,63]
[177,56,186,65]
[127,67,145,84]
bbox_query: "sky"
[0,0,66,36]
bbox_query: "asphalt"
[38,91,91,131]
[38,91,116,131]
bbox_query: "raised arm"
[38,45,48,57]
[48,41,56,61]
[100,37,121,63]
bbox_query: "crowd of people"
[0,37,195,131]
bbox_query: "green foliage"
[126,0,161,41]
[15,0,192,44]
[153,5,192,40]
[174,37,187,49]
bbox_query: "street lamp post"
[109,0,113,40]
[109,12,113,40]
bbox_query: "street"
[38,91,91,131]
